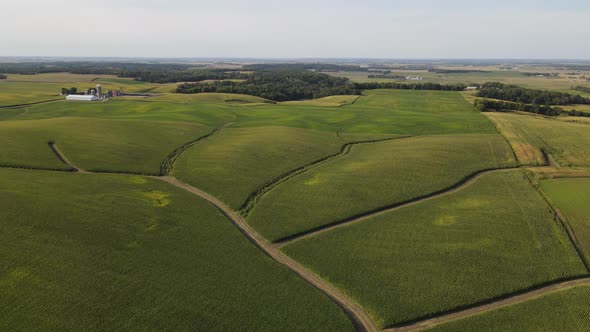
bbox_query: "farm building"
[465,86,478,90]
[66,94,100,101]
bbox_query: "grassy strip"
[0,98,64,109]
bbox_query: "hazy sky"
[2,0,590,59]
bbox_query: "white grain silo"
[97,84,103,98]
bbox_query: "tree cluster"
[0,74,6,79]
[176,71,360,101]
[573,86,590,93]
[477,82,590,105]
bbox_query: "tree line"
[0,74,6,79]
[474,99,590,117]
[477,82,590,105]
[176,71,360,101]
[352,82,469,91]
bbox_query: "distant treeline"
[0,74,6,79]
[119,69,249,84]
[176,71,359,101]
[477,82,590,105]
[474,99,590,117]
[573,86,590,93]
[352,82,469,91]
[243,63,368,72]
[522,72,559,77]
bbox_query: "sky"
[2,0,590,59]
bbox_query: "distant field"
[486,112,590,167]
[248,134,517,242]
[429,286,590,332]
[175,126,394,209]
[328,68,590,93]
[5,72,120,83]
[0,78,164,107]
[280,95,359,107]
[0,117,211,174]
[283,170,587,328]
[1,90,496,136]
[0,169,353,331]
[542,178,590,262]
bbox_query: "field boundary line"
[0,98,64,109]
[159,123,232,176]
[382,277,590,332]
[275,167,521,247]
[157,176,379,332]
[238,135,412,216]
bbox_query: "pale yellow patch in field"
[453,198,489,209]
[485,113,545,166]
[342,160,373,172]
[128,176,147,185]
[142,190,171,207]
[145,218,160,232]
[434,215,458,226]
[0,267,35,287]
[304,175,324,186]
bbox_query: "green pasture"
[542,178,590,262]
[175,126,395,209]
[0,117,211,174]
[283,170,587,328]
[486,112,590,167]
[429,286,590,332]
[0,169,353,331]
[248,134,517,242]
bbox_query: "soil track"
[383,277,590,331]
[275,167,523,247]
[158,176,378,332]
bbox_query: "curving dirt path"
[383,277,590,331]
[158,176,378,332]
[275,167,523,248]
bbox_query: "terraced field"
[486,112,590,167]
[542,178,590,262]
[429,285,590,332]
[283,170,587,328]
[0,117,212,174]
[1,90,496,136]
[0,169,353,331]
[4,79,590,332]
[248,134,517,242]
[175,126,396,209]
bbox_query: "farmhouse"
[465,86,478,91]
[65,94,100,101]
